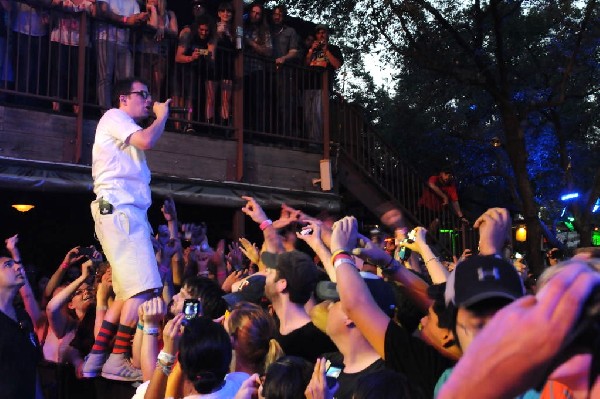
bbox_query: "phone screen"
[183,299,202,320]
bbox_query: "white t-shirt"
[131,372,248,399]
[95,0,139,43]
[92,108,151,209]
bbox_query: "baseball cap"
[222,274,266,309]
[316,272,396,317]
[261,250,319,303]
[445,255,525,307]
[314,24,329,33]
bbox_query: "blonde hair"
[228,302,284,375]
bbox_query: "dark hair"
[245,2,269,45]
[262,356,313,399]
[274,268,314,305]
[217,1,233,12]
[272,4,287,17]
[353,369,413,399]
[428,283,453,330]
[111,77,148,108]
[178,317,232,394]
[182,276,227,319]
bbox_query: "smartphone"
[183,299,202,320]
[514,252,523,260]
[325,365,342,389]
[78,246,95,257]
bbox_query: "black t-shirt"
[0,306,42,399]
[323,352,387,399]
[276,322,337,363]
[384,320,454,399]
[306,43,344,91]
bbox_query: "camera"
[183,299,202,320]
[397,229,416,261]
[78,246,96,257]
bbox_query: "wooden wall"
[0,106,324,193]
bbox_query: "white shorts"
[91,201,161,300]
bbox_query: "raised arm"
[46,261,90,338]
[399,227,448,284]
[330,217,390,358]
[127,99,171,150]
[43,247,85,307]
[353,234,432,313]
[6,234,44,329]
[295,221,334,281]
[144,313,184,399]
[241,196,284,254]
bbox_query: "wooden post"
[233,0,244,182]
[321,71,330,160]
[74,11,87,164]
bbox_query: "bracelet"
[333,257,355,270]
[382,256,395,269]
[158,350,176,364]
[156,359,174,376]
[424,256,439,265]
[60,262,69,269]
[143,326,159,336]
[137,322,144,331]
[97,305,108,311]
[259,219,273,231]
[331,252,351,265]
[331,249,350,259]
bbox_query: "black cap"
[445,255,525,307]
[222,274,266,309]
[316,272,396,317]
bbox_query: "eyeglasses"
[127,90,150,99]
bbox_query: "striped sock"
[90,320,118,354]
[112,324,136,355]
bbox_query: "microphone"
[169,106,191,113]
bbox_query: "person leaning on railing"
[49,0,95,114]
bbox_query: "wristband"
[331,252,352,264]
[259,219,273,231]
[143,326,159,336]
[122,16,127,24]
[60,262,69,269]
[137,322,144,331]
[331,249,350,259]
[158,350,176,364]
[156,359,174,376]
[97,305,108,311]
[333,257,355,270]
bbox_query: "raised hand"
[226,242,243,270]
[161,197,177,222]
[238,237,260,265]
[305,357,338,399]
[330,216,358,254]
[473,208,511,256]
[241,196,268,224]
[4,234,18,252]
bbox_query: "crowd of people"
[2,197,599,399]
[0,6,598,399]
[0,0,344,137]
